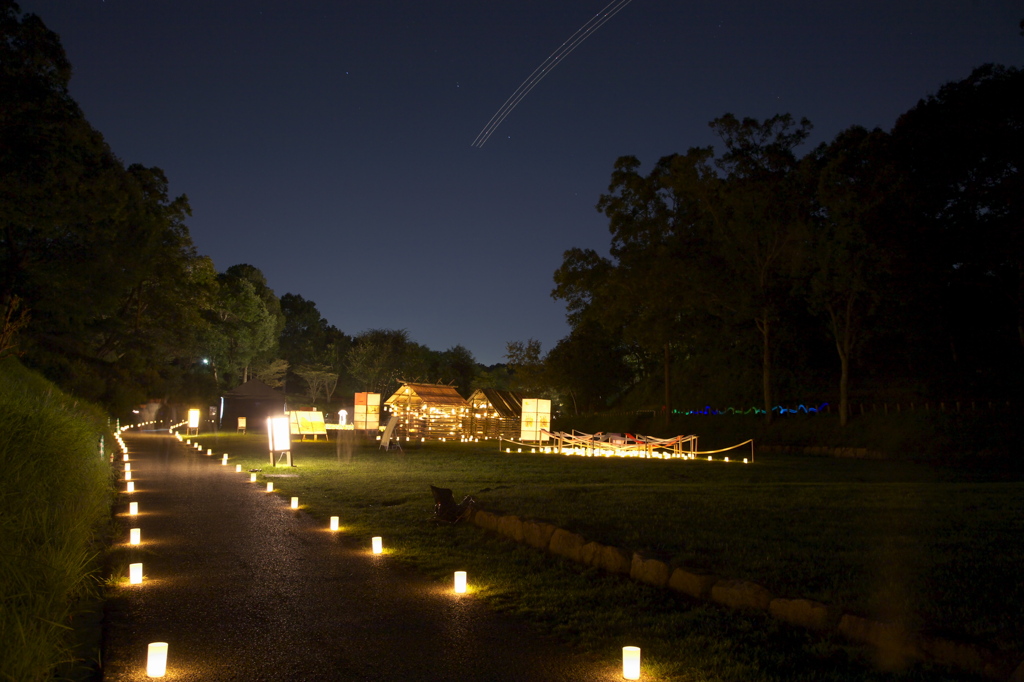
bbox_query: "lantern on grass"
[129,502,138,516]
[330,516,339,531]
[372,536,383,554]
[123,454,129,462]
[124,463,131,472]
[267,415,293,466]
[266,482,274,492]
[236,464,242,472]
[454,571,467,594]
[127,482,135,493]
[125,471,132,481]
[221,454,228,465]
[250,473,257,482]
[291,497,299,509]
[129,563,143,584]
[623,646,641,680]
[130,528,141,545]
[146,642,168,677]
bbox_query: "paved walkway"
[102,431,614,681]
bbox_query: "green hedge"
[0,358,113,681]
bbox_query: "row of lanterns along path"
[120,421,643,680]
[114,421,168,676]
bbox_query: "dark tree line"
[5,3,1019,419]
[551,64,1023,425]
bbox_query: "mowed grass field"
[183,430,1024,681]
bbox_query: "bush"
[0,358,113,681]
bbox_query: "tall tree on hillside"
[205,269,278,386]
[700,114,813,423]
[0,3,214,408]
[346,328,412,396]
[278,292,350,394]
[802,126,901,425]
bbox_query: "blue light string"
[672,403,830,416]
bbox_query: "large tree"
[892,64,1024,391]
[802,126,902,425]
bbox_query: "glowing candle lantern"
[250,473,257,482]
[146,642,168,677]
[129,502,138,516]
[123,454,130,462]
[330,516,339,531]
[236,464,242,472]
[129,562,143,584]
[221,454,228,465]
[623,646,641,680]
[127,481,135,493]
[124,463,131,472]
[724,457,729,462]
[125,471,132,481]
[743,458,749,464]
[266,482,274,492]
[291,497,299,509]
[708,456,712,461]
[372,536,383,554]
[454,570,467,594]
[267,415,293,466]
[130,528,141,545]
[208,449,213,455]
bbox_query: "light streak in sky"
[472,0,633,148]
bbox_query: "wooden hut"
[383,382,470,441]
[466,388,523,440]
[219,379,287,432]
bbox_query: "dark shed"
[219,379,287,432]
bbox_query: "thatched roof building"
[466,388,523,440]
[383,382,469,441]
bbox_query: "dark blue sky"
[21,0,1022,364]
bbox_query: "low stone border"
[467,507,1023,681]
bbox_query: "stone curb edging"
[467,507,1023,681]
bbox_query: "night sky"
[20,1,1022,365]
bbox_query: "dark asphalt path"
[102,431,615,681]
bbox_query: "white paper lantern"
[129,502,138,516]
[127,482,135,493]
[236,464,242,472]
[129,563,143,584]
[330,516,339,531]
[125,471,132,481]
[147,642,168,677]
[372,536,383,554]
[454,571,467,594]
[291,497,299,509]
[266,482,274,492]
[130,528,141,545]
[623,646,641,680]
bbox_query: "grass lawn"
[189,431,1024,681]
